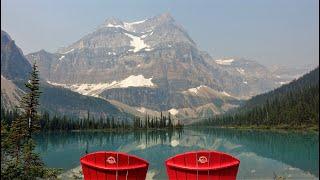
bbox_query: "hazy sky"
[1,0,319,68]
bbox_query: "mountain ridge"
[1,30,32,81]
[25,13,311,121]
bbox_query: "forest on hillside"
[196,67,319,129]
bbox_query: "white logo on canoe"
[198,156,208,164]
[107,156,116,164]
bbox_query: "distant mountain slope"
[244,67,319,109]
[1,75,24,110]
[269,64,316,84]
[203,56,280,98]
[196,67,319,128]
[1,30,131,120]
[13,80,130,119]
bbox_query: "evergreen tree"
[21,63,42,138]
[1,63,60,179]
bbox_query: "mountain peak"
[152,12,174,24]
[156,12,173,20]
[99,13,176,32]
[1,31,32,81]
[1,30,12,44]
[103,17,123,26]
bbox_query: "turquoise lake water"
[35,128,319,179]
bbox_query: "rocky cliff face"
[26,13,292,119]
[1,31,32,81]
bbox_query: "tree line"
[1,108,184,131]
[133,112,183,129]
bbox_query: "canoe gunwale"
[80,151,149,171]
[80,160,148,171]
[165,161,239,171]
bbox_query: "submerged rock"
[58,166,83,180]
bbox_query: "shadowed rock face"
[1,30,31,110]
[1,30,32,81]
[26,13,289,118]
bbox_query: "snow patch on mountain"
[59,56,65,61]
[136,107,147,114]
[168,108,179,116]
[141,31,154,39]
[183,85,236,99]
[123,19,146,31]
[116,75,154,88]
[106,19,147,32]
[278,81,290,85]
[144,48,153,51]
[187,85,207,94]
[47,81,116,97]
[236,68,245,75]
[106,23,124,29]
[62,49,74,54]
[141,34,148,39]
[221,91,232,97]
[107,52,116,55]
[215,59,234,65]
[124,33,150,52]
[47,75,155,96]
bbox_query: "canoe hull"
[165,150,240,180]
[80,151,149,180]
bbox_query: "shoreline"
[187,125,319,133]
[37,127,184,133]
[38,125,319,134]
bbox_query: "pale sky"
[1,0,319,68]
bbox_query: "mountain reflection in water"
[35,128,318,179]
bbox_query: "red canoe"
[80,151,149,180]
[165,150,240,180]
